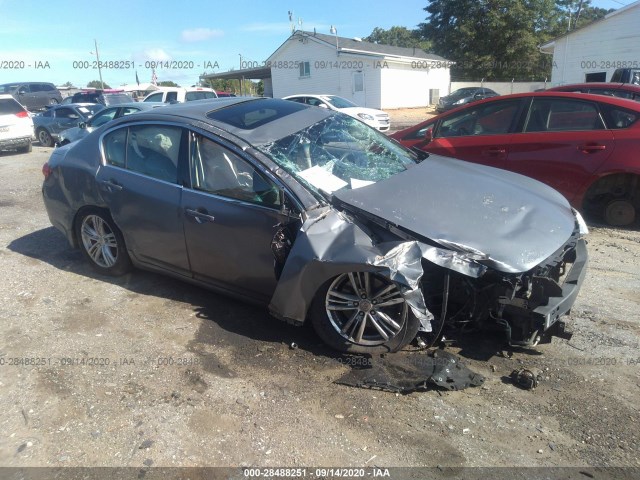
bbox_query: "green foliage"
[62,81,74,88]
[87,80,111,89]
[364,26,432,51]
[420,0,611,81]
[158,80,180,87]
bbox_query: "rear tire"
[604,199,635,227]
[17,141,32,153]
[310,272,420,354]
[75,208,132,276]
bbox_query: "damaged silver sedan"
[42,98,588,353]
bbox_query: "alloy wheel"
[325,272,407,346]
[80,214,119,268]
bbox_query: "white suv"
[142,87,218,103]
[0,94,34,153]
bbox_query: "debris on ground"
[336,350,484,393]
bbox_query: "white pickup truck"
[142,86,218,103]
[610,68,640,85]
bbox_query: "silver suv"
[0,82,63,111]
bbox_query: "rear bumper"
[0,135,32,149]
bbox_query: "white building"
[266,30,450,109]
[202,30,451,109]
[540,0,640,85]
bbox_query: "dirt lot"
[0,145,639,474]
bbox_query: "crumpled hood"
[334,155,577,273]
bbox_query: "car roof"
[101,102,159,109]
[393,91,640,134]
[547,82,640,92]
[102,97,332,144]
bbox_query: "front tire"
[37,128,53,147]
[75,209,131,276]
[310,272,420,353]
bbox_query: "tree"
[420,0,561,81]
[158,80,179,87]
[62,81,75,88]
[553,0,612,35]
[87,80,111,89]
[364,26,431,51]
[419,0,612,81]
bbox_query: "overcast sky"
[0,0,633,88]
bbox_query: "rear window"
[206,99,305,130]
[599,104,639,129]
[185,91,216,101]
[0,98,25,115]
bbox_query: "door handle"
[578,144,606,153]
[185,208,215,224]
[483,148,507,156]
[100,179,123,191]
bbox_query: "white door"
[352,71,365,106]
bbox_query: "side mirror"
[78,121,87,129]
[424,127,433,142]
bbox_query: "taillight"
[16,111,29,118]
[42,163,53,179]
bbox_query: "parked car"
[142,87,218,103]
[215,91,237,98]
[282,94,390,131]
[70,90,134,106]
[0,94,34,153]
[33,103,103,147]
[546,82,640,102]
[57,103,164,145]
[436,87,499,113]
[610,67,640,85]
[0,82,62,111]
[42,98,587,353]
[391,92,640,226]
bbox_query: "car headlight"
[357,113,375,121]
[572,208,589,236]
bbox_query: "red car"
[547,82,640,102]
[391,92,640,226]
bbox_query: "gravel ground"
[0,145,639,472]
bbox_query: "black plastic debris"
[335,350,484,393]
[510,368,539,390]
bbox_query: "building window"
[585,72,606,82]
[299,61,310,78]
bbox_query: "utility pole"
[91,39,105,90]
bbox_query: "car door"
[16,84,35,110]
[505,97,615,204]
[424,98,523,170]
[96,124,191,275]
[181,132,291,301]
[50,107,82,135]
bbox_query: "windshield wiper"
[410,147,430,163]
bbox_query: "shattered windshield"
[257,114,417,194]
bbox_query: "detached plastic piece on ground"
[510,368,539,390]
[335,350,484,393]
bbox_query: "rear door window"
[103,125,183,183]
[55,107,81,120]
[166,91,178,102]
[524,98,604,132]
